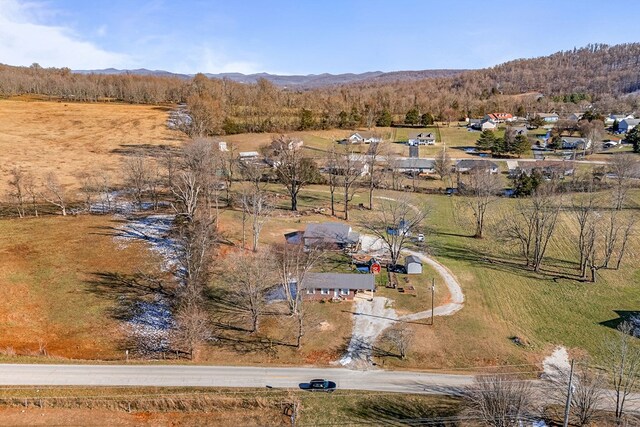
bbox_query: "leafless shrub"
[461,374,536,427]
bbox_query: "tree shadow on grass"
[111,144,180,158]
[432,241,584,283]
[346,394,461,426]
[599,310,640,332]
[84,271,174,322]
[84,271,177,355]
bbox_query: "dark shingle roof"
[405,255,422,265]
[302,273,375,290]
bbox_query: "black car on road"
[304,379,336,392]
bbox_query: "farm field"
[0,215,162,360]
[1,99,638,372]
[0,99,186,194]
[0,386,460,426]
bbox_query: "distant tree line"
[1,43,640,137]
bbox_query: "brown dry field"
[0,99,186,194]
[0,215,163,360]
[0,408,285,426]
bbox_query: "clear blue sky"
[1,0,638,74]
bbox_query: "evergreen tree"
[349,106,361,127]
[405,107,420,125]
[491,137,507,156]
[625,126,640,152]
[337,111,349,128]
[420,112,434,126]
[298,108,315,130]
[511,134,530,157]
[376,108,393,127]
[529,114,544,128]
[476,130,496,151]
[513,170,542,197]
[612,119,619,133]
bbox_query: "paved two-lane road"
[0,364,473,394]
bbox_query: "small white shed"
[405,255,423,275]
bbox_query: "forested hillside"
[1,43,639,135]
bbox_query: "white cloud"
[0,0,128,69]
[172,45,263,75]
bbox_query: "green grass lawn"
[220,182,640,369]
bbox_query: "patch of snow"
[90,191,167,215]
[114,214,179,272]
[125,296,174,355]
[167,105,192,130]
[542,346,570,381]
[113,213,180,355]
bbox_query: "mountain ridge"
[72,68,468,88]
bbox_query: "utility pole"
[431,278,435,325]
[563,359,575,427]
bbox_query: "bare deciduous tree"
[604,321,640,424]
[459,167,502,238]
[76,171,98,212]
[614,217,635,270]
[123,155,149,210]
[462,374,535,427]
[385,153,406,192]
[274,243,324,347]
[224,250,277,333]
[42,172,67,216]
[573,187,598,279]
[336,146,363,221]
[547,361,605,427]
[172,170,202,221]
[500,184,561,272]
[363,195,428,266]
[24,172,39,217]
[172,302,211,361]
[7,166,26,217]
[326,145,339,216]
[241,188,274,252]
[365,141,385,210]
[172,214,217,359]
[267,135,318,211]
[381,323,413,360]
[609,154,638,211]
[433,148,452,182]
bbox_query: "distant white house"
[340,132,382,145]
[605,113,634,126]
[408,132,436,146]
[239,151,260,161]
[535,113,559,123]
[481,120,497,131]
[567,113,583,121]
[218,141,228,152]
[484,113,514,123]
[619,118,640,133]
